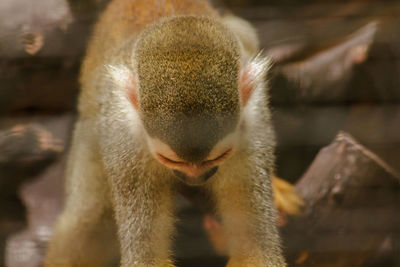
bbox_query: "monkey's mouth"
[173,166,218,186]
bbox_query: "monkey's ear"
[107,64,139,110]
[239,56,271,106]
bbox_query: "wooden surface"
[283,132,400,267]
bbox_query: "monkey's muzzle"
[173,166,218,186]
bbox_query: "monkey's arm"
[272,176,303,219]
[98,112,176,267]
[210,152,286,267]
[106,161,176,267]
[106,166,176,267]
[44,120,119,266]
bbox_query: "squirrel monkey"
[44,0,287,266]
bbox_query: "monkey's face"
[107,17,269,185]
[145,131,239,186]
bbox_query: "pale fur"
[207,56,284,266]
[222,14,261,61]
[44,0,286,266]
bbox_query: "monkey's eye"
[157,148,233,168]
[203,148,233,166]
[157,153,186,166]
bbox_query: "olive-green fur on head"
[134,16,241,162]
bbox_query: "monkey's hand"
[272,176,303,226]
[204,177,302,256]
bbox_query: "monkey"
[44,0,287,266]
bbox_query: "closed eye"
[157,148,233,167]
[157,153,185,166]
[203,148,233,165]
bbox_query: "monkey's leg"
[105,159,175,267]
[44,120,119,267]
[210,165,286,267]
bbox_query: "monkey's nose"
[173,166,219,185]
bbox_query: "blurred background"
[0,0,399,266]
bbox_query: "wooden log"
[0,114,73,196]
[0,123,64,192]
[282,132,400,267]
[0,115,73,266]
[268,20,379,104]
[0,58,80,112]
[273,104,400,182]
[230,3,400,104]
[0,0,84,112]
[5,156,67,267]
[0,116,72,266]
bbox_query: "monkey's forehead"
[138,72,239,115]
[134,15,240,61]
[137,47,240,118]
[138,42,239,99]
[134,15,241,112]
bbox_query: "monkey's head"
[109,16,268,186]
